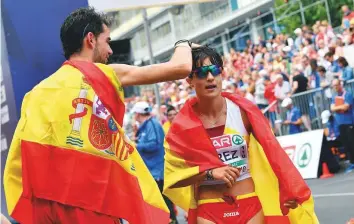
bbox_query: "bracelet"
[174,39,191,47]
[206,169,214,180]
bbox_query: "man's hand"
[212,166,240,188]
[284,200,298,209]
[283,120,291,125]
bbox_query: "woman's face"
[188,57,223,100]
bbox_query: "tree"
[274,0,354,35]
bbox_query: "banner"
[88,0,220,11]
[343,45,354,68]
[276,130,324,179]
[2,0,88,219]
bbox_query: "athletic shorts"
[32,197,121,224]
[196,192,262,224]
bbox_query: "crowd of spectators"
[125,4,354,135]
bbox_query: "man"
[263,76,277,130]
[324,52,340,76]
[163,105,178,135]
[281,98,302,135]
[253,71,268,110]
[274,74,291,101]
[291,66,308,94]
[342,5,354,30]
[330,79,354,173]
[4,7,194,224]
[132,102,178,224]
[291,66,312,131]
[319,110,341,176]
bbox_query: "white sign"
[343,45,354,68]
[88,0,220,11]
[276,130,324,179]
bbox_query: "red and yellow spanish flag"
[4,61,169,224]
[164,92,318,224]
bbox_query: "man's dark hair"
[190,46,223,77]
[317,66,326,73]
[337,56,349,67]
[60,7,111,59]
[324,52,334,59]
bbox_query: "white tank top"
[201,99,251,185]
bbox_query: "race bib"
[211,134,249,177]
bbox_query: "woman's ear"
[186,77,194,87]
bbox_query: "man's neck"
[140,116,151,124]
[69,52,93,62]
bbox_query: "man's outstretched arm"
[109,42,192,87]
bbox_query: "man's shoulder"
[293,106,301,113]
[345,91,353,99]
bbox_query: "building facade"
[110,0,275,64]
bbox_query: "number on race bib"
[240,146,246,158]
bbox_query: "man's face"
[167,110,177,123]
[342,6,350,15]
[325,55,333,62]
[92,24,113,64]
[332,80,341,93]
[276,77,283,85]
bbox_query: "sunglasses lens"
[194,65,221,79]
[210,65,221,76]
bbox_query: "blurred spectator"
[317,66,333,88]
[342,5,354,30]
[132,102,178,222]
[274,74,291,100]
[291,66,308,94]
[294,28,304,50]
[324,52,340,76]
[267,27,276,40]
[239,85,256,104]
[281,98,303,134]
[163,105,177,134]
[309,59,321,89]
[254,72,268,109]
[337,56,354,81]
[330,79,354,173]
[302,55,312,77]
[319,110,341,176]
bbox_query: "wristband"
[174,43,191,49]
[206,169,214,180]
[174,39,191,47]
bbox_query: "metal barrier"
[263,79,354,136]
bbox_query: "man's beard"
[93,46,107,64]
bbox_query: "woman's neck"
[196,95,225,118]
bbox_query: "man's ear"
[85,32,96,49]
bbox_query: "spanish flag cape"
[4,61,169,224]
[164,92,318,224]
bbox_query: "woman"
[309,59,321,89]
[163,46,318,224]
[337,56,354,81]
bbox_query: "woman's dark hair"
[337,57,349,67]
[317,66,326,73]
[310,59,318,71]
[60,7,111,59]
[166,105,176,114]
[191,46,223,71]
